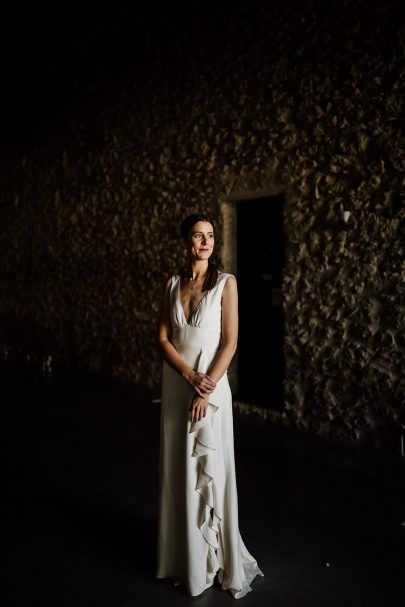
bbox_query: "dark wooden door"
[236,195,285,410]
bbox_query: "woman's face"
[184,220,214,261]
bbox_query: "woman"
[155,213,264,598]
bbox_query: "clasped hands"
[188,371,216,422]
[191,371,216,398]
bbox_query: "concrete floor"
[4,364,405,607]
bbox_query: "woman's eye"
[192,232,214,240]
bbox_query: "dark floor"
[4,364,405,607]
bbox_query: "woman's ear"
[181,238,188,249]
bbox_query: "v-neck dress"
[156,273,264,598]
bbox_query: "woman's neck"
[187,260,209,281]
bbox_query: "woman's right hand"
[188,371,216,398]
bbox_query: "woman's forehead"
[191,221,214,233]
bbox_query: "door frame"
[219,189,284,275]
[219,190,285,398]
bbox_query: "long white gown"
[156,272,264,598]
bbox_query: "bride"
[155,213,264,598]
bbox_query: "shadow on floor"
[4,364,405,607]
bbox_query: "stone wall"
[0,0,404,451]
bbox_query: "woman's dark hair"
[179,213,218,291]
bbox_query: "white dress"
[156,272,264,598]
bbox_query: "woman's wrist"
[194,393,208,402]
[181,367,194,384]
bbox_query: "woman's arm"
[207,274,238,382]
[157,277,216,397]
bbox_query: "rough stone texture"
[0,0,404,451]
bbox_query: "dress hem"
[155,567,264,599]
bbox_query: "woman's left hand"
[189,395,208,422]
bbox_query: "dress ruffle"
[189,347,223,585]
[188,347,264,597]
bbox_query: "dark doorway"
[236,195,285,410]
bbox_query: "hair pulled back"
[179,213,218,291]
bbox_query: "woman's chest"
[178,284,207,324]
[172,277,222,328]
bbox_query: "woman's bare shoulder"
[219,271,237,282]
[221,273,237,297]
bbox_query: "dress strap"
[215,272,234,294]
